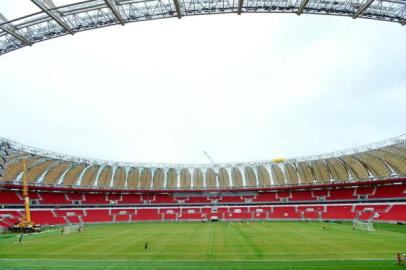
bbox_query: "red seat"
[322,206,355,220]
[178,213,203,220]
[30,210,66,225]
[290,191,313,201]
[356,187,375,196]
[40,193,70,204]
[186,197,210,203]
[115,215,130,222]
[328,188,356,200]
[0,191,23,204]
[154,195,176,203]
[133,209,161,221]
[375,205,406,222]
[66,193,83,201]
[83,194,107,204]
[270,207,300,219]
[369,185,406,199]
[253,192,277,202]
[119,194,142,204]
[82,209,112,223]
[224,212,252,219]
[220,196,243,203]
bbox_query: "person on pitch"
[396,252,402,265]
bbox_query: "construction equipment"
[272,158,285,163]
[203,151,216,165]
[8,160,41,233]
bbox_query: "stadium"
[1,135,406,224]
[1,0,406,270]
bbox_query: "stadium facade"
[1,0,406,56]
[0,136,405,227]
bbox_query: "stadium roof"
[0,0,405,56]
[0,135,405,189]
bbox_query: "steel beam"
[0,13,32,46]
[173,0,182,19]
[353,0,374,19]
[104,0,125,25]
[31,0,74,35]
[0,25,32,46]
[297,0,310,15]
[237,0,244,15]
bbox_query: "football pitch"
[0,221,405,269]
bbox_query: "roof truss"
[0,13,32,46]
[31,0,74,35]
[104,0,126,25]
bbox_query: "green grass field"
[1,221,405,269]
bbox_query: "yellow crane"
[272,158,285,163]
[9,160,41,233]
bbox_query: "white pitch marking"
[0,258,390,262]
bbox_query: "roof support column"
[76,164,92,186]
[226,167,233,188]
[201,167,207,189]
[176,169,181,189]
[188,168,194,188]
[237,0,244,15]
[173,0,182,19]
[240,166,247,187]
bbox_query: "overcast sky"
[0,1,405,164]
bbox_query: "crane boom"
[22,160,31,223]
[203,151,216,164]
[8,160,40,233]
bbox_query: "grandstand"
[0,135,405,227]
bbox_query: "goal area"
[61,225,83,235]
[352,220,374,231]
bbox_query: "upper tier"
[0,135,405,190]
